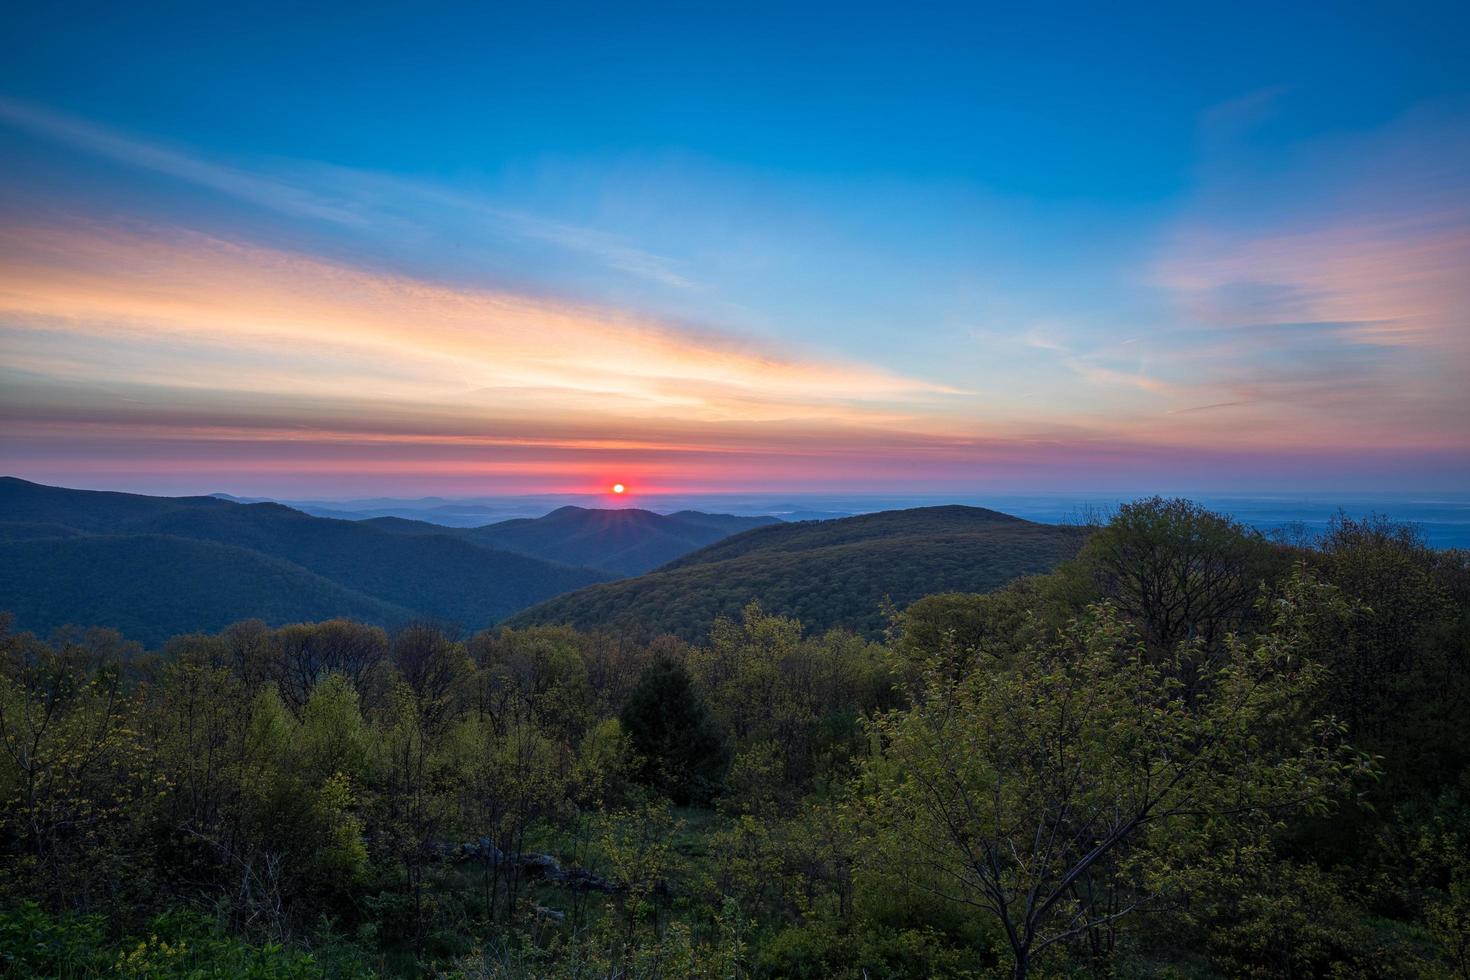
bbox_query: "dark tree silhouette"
[620,657,729,804]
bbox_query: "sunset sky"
[2,2,1467,496]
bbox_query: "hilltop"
[362,505,780,576]
[508,505,1090,639]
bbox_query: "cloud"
[1141,98,1470,450]
[1167,400,1248,416]
[0,96,692,288]
[1158,96,1470,353]
[0,222,958,427]
[0,96,364,225]
[0,218,1000,493]
[1061,356,1175,395]
[2,96,1466,493]
[1157,211,1470,350]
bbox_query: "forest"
[1,498,1467,978]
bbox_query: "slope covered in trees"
[0,535,412,646]
[1,498,1466,978]
[662,504,1031,568]
[363,505,781,576]
[509,506,1090,639]
[0,478,609,639]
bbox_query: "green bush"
[0,902,347,978]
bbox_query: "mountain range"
[1,479,721,644]
[359,506,779,576]
[1,480,1090,646]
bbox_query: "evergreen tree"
[620,658,729,804]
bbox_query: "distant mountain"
[0,478,609,642]
[362,506,780,576]
[211,493,554,527]
[0,535,412,646]
[507,505,1091,640]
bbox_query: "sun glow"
[611,483,626,494]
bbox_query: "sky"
[1,1,1468,498]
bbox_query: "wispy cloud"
[0,223,957,424]
[1167,400,1248,416]
[0,97,363,225]
[1062,356,1175,395]
[0,96,692,289]
[1157,212,1470,349]
[1140,97,1470,449]
[2,93,1467,493]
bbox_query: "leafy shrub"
[0,902,345,978]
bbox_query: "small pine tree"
[619,658,729,804]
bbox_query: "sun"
[611,483,626,494]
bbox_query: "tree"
[391,622,470,732]
[1311,513,1450,737]
[690,603,891,788]
[857,568,1372,979]
[619,658,729,805]
[470,625,594,743]
[269,619,388,716]
[0,629,144,911]
[889,585,1041,683]
[1078,496,1278,654]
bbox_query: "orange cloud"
[0,223,961,426]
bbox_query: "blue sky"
[1,1,1467,495]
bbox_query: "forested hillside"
[0,478,609,638]
[0,535,412,645]
[363,505,781,576]
[662,504,1030,567]
[2,499,1467,978]
[510,506,1089,639]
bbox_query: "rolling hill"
[362,506,781,576]
[0,478,611,641]
[506,505,1091,639]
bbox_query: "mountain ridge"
[507,504,1090,640]
[0,478,610,641]
[358,504,780,576]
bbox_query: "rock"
[518,852,562,877]
[425,843,622,893]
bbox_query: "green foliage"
[692,604,892,788]
[471,625,595,742]
[0,497,1465,978]
[0,902,348,978]
[1076,495,1280,653]
[889,583,1044,682]
[758,916,986,979]
[1204,861,1435,978]
[299,674,372,782]
[857,569,1375,978]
